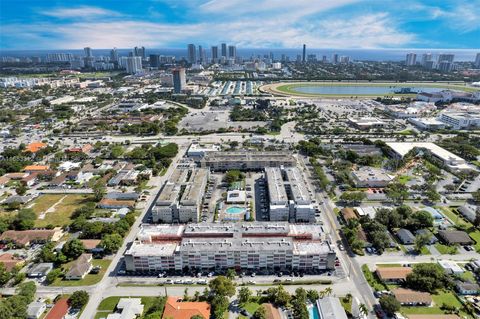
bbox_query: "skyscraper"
[211,46,218,63]
[187,44,196,64]
[228,45,236,59]
[126,56,142,74]
[198,45,203,64]
[302,44,306,63]
[332,54,339,64]
[438,54,454,63]
[221,43,227,58]
[110,48,118,62]
[421,53,432,66]
[134,46,146,58]
[150,54,161,68]
[84,47,92,57]
[172,68,186,93]
[406,53,417,66]
[475,53,480,68]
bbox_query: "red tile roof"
[162,296,211,319]
[45,298,69,319]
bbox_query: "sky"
[0,0,479,50]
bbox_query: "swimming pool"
[225,206,246,214]
[308,304,320,319]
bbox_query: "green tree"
[226,268,236,280]
[252,305,267,319]
[15,184,27,196]
[340,191,367,205]
[307,289,319,303]
[385,182,409,204]
[379,295,400,315]
[0,263,11,285]
[210,295,229,319]
[238,287,252,305]
[14,209,36,230]
[408,210,434,230]
[414,233,431,253]
[472,190,480,203]
[92,181,107,202]
[46,268,62,284]
[17,281,36,303]
[100,233,123,254]
[208,276,236,297]
[68,290,89,309]
[406,263,447,292]
[62,239,85,259]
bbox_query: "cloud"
[41,6,121,19]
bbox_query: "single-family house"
[376,267,413,284]
[27,301,46,319]
[65,253,92,280]
[162,296,211,319]
[393,288,432,306]
[438,230,473,245]
[455,281,480,295]
[396,229,415,245]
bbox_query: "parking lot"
[179,110,267,132]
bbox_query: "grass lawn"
[459,271,476,282]
[340,297,352,315]
[467,230,480,252]
[31,194,94,227]
[362,264,387,291]
[397,175,412,185]
[401,291,467,316]
[51,259,111,287]
[95,296,164,319]
[376,264,403,268]
[420,246,431,255]
[434,244,458,255]
[243,301,261,314]
[438,207,472,228]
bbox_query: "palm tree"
[359,303,369,317]
[324,287,333,297]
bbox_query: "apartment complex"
[152,167,208,223]
[200,151,295,171]
[438,112,480,130]
[265,167,315,222]
[124,223,335,273]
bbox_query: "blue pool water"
[308,305,320,319]
[226,206,245,214]
[292,85,446,95]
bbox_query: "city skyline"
[1,0,480,50]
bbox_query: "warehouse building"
[200,151,296,171]
[124,223,335,273]
[265,167,315,222]
[152,167,208,223]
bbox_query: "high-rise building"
[302,44,306,63]
[84,47,92,57]
[475,53,480,68]
[198,45,204,64]
[438,54,454,63]
[228,45,236,59]
[187,44,196,64]
[322,55,327,63]
[110,48,118,62]
[406,53,416,66]
[211,46,218,63]
[126,56,142,74]
[332,53,339,64]
[46,53,74,62]
[421,53,432,66]
[221,43,227,57]
[172,68,186,93]
[150,54,161,68]
[134,46,146,59]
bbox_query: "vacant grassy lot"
[52,259,111,287]
[30,194,93,227]
[434,243,458,255]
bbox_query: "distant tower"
[172,68,186,93]
[198,45,203,64]
[187,44,196,64]
[110,48,118,62]
[228,45,236,60]
[475,53,480,68]
[221,43,227,58]
[332,53,339,64]
[126,56,142,74]
[84,47,92,57]
[406,53,417,66]
[302,44,306,63]
[134,46,145,58]
[211,46,219,63]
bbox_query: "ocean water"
[1,48,479,62]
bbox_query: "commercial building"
[172,68,186,93]
[186,143,220,159]
[386,142,475,172]
[152,167,208,223]
[408,117,446,130]
[350,167,393,188]
[406,53,417,66]
[125,56,142,74]
[200,151,296,171]
[316,297,348,319]
[348,117,386,130]
[438,111,480,130]
[124,223,336,273]
[265,167,315,222]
